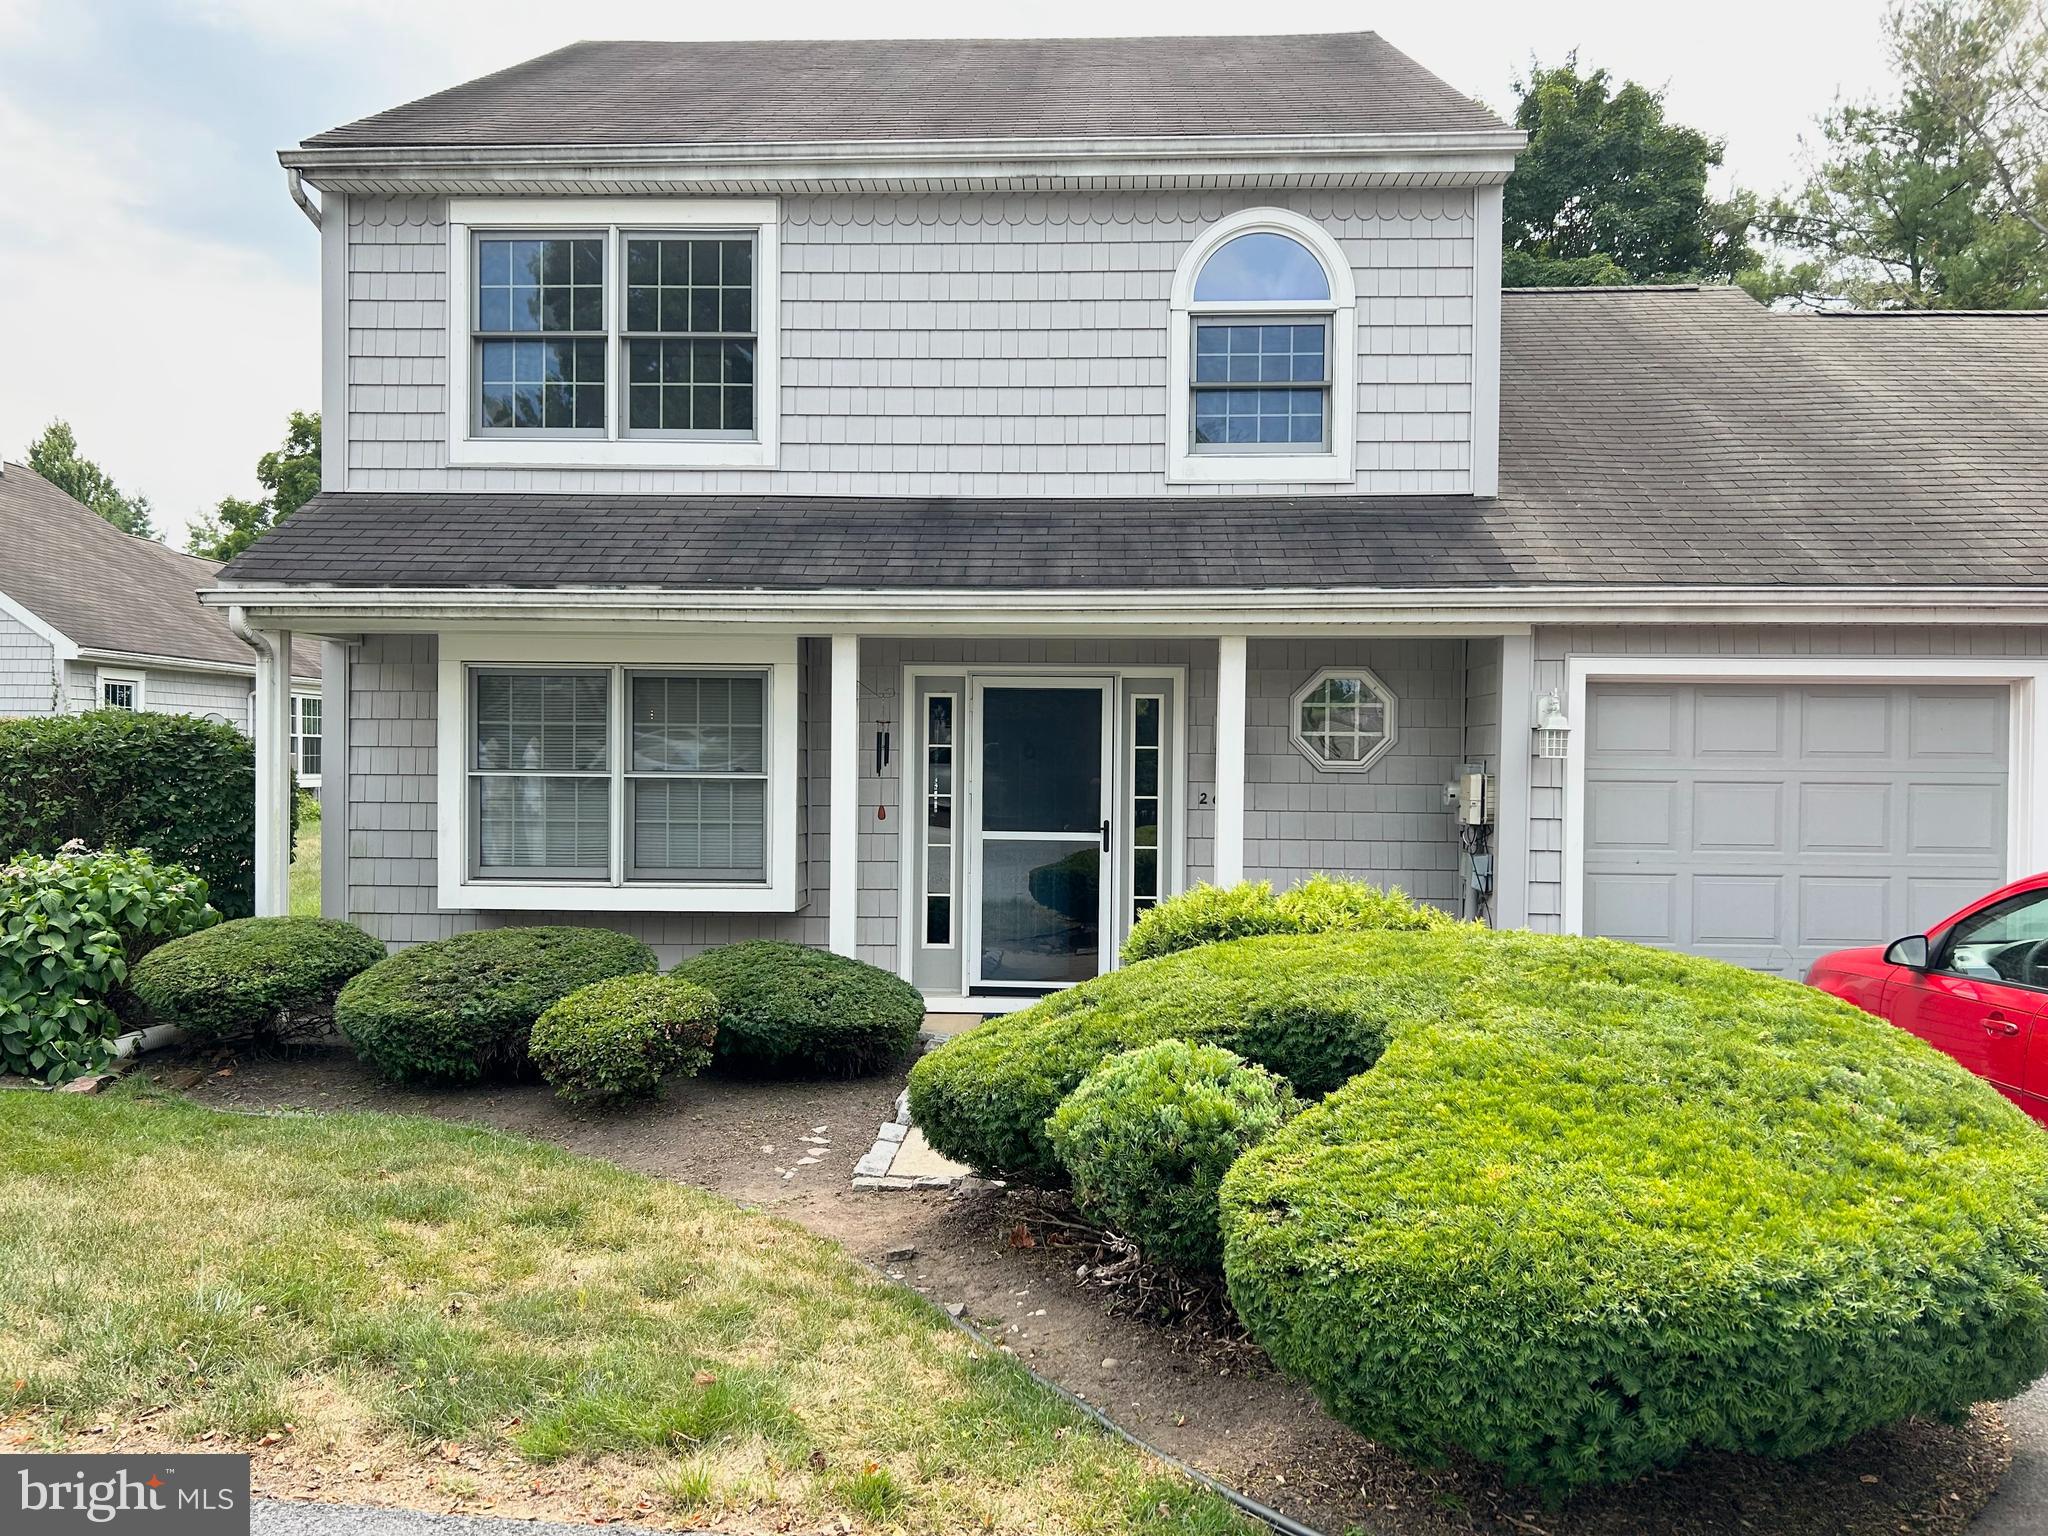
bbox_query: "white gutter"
[285,168,321,230]
[73,647,319,686]
[200,583,2048,633]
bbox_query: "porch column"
[252,625,294,918]
[828,633,860,957]
[319,639,351,921]
[1214,635,1248,888]
[1492,634,1534,929]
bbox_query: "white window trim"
[1167,207,1357,486]
[1558,655,2048,938]
[96,668,145,712]
[435,632,800,913]
[446,197,780,471]
[291,691,323,790]
[1289,665,1398,773]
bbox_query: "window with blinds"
[627,673,768,881]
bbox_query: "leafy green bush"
[0,710,288,919]
[336,926,657,1085]
[1217,927,2048,1496]
[1047,1039,1296,1272]
[671,941,923,1076]
[130,917,385,1043]
[0,846,216,1082]
[1120,875,1449,964]
[530,974,719,1108]
[909,935,1415,1184]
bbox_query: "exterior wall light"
[1533,691,1572,760]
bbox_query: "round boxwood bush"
[908,934,1429,1185]
[1121,874,1449,965]
[1218,927,2048,1496]
[1047,1039,1296,1272]
[530,974,719,1109]
[336,925,657,1085]
[671,940,922,1076]
[130,916,385,1043]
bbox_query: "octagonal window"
[1291,669,1397,772]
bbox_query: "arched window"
[1168,210,1356,484]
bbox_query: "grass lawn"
[289,797,320,917]
[0,1089,1244,1534]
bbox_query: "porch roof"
[219,287,2048,595]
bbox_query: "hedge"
[908,934,1418,1184]
[336,926,658,1084]
[1047,1039,1296,1272]
[671,941,923,1076]
[1121,874,1450,964]
[0,710,286,919]
[1217,928,2048,1495]
[530,974,720,1108]
[130,917,385,1043]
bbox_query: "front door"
[968,678,1114,989]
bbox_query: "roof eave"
[279,129,1527,193]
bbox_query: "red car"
[1808,873,2048,1125]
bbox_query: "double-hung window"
[450,199,780,469]
[291,694,323,785]
[443,637,799,913]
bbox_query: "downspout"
[227,605,274,668]
[285,168,321,230]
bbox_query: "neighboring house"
[213,31,2048,1002]
[0,462,323,786]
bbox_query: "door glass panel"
[982,688,1104,833]
[980,840,1101,984]
[1943,891,2048,986]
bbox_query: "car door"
[1888,886,2048,1103]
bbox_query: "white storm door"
[966,676,1116,989]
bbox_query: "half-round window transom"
[1193,232,1333,304]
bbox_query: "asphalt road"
[252,1380,2048,1536]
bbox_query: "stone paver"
[853,1089,973,1190]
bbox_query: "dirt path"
[160,1043,2010,1536]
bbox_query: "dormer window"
[1168,209,1357,485]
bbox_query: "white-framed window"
[291,693,323,786]
[1167,207,1356,485]
[446,197,780,471]
[436,634,800,913]
[921,694,956,948]
[1130,693,1164,922]
[97,669,145,712]
[1290,667,1398,772]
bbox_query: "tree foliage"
[1764,0,2048,307]
[1503,59,1761,286]
[23,421,157,539]
[186,411,321,562]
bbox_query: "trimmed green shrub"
[909,934,1422,1184]
[0,710,288,919]
[1218,927,2048,1496]
[130,917,385,1043]
[0,846,217,1082]
[1048,1039,1296,1272]
[1120,875,1449,964]
[336,926,657,1085]
[530,974,719,1108]
[671,941,922,1076]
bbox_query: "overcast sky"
[0,0,1897,545]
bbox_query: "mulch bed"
[154,1039,2012,1536]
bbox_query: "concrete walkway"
[1971,1378,2048,1535]
[253,1503,676,1536]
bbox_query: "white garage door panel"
[1584,684,2008,977]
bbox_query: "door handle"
[1987,1013,2022,1036]
[1100,819,1111,853]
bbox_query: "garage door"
[1583,683,2008,976]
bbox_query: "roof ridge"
[1506,283,1704,295]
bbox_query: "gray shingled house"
[210,31,2048,1003]
[0,462,322,782]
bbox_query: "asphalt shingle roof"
[0,464,318,672]
[219,286,2048,594]
[301,33,1508,149]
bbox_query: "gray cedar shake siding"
[343,189,1479,497]
[0,611,58,716]
[343,634,1466,964]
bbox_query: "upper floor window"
[448,198,780,471]
[1167,209,1356,486]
